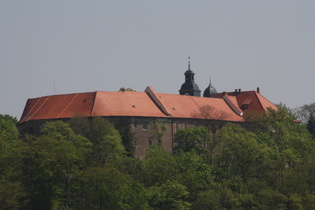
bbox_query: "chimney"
[235,89,238,93]
[238,89,241,93]
[223,91,227,96]
[257,87,260,93]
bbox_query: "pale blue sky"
[1,0,314,119]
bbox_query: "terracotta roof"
[152,93,244,122]
[19,91,168,124]
[215,90,277,119]
[19,87,276,124]
[91,91,167,118]
[19,92,96,123]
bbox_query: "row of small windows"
[133,139,153,148]
[134,121,191,132]
[133,121,149,131]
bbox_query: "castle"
[18,63,277,157]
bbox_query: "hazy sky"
[1,0,314,119]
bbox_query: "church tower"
[203,76,217,98]
[179,59,201,96]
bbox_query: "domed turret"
[179,59,201,96]
[203,76,217,98]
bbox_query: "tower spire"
[188,55,191,70]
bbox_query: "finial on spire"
[209,75,212,85]
[188,55,191,70]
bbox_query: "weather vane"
[188,55,191,70]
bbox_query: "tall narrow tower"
[179,58,201,96]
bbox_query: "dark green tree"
[307,113,315,138]
[173,127,210,154]
[149,119,167,144]
[77,167,149,210]
[21,121,92,209]
[137,145,179,187]
[0,115,27,209]
[148,180,190,209]
[87,117,125,166]
[116,118,135,157]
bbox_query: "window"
[176,123,180,131]
[143,123,148,131]
[148,139,152,146]
[134,139,138,147]
[39,124,44,134]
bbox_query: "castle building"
[18,65,277,157]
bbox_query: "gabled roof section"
[255,92,278,112]
[91,91,168,118]
[153,93,244,122]
[215,89,277,119]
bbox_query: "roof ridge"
[254,91,267,112]
[145,86,170,116]
[90,91,98,116]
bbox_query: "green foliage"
[21,121,92,209]
[77,167,149,210]
[174,127,210,154]
[148,119,167,144]
[69,114,90,137]
[175,151,214,202]
[87,117,125,166]
[307,113,315,138]
[0,178,28,209]
[148,180,190,210]
[137,145,179,187]
[0,114,19,153]
[116,119,135,157]
[2,104,315,209]
[119,87,135,92]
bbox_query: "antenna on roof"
[188,55,191,70]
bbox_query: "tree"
[175,151,214,202]
[173,127,210,154]
[137,145,179,187]
[307,113,315,138]
[293,102,315,123]
[119,87,135,92]
[0,114,19,154]
[192,105,229,133]
[77,167,149,210]
[69,114,90,137]
[116,118,135,157]
[215,123,273,182]
[148,119,167,144]
[87,117,125,166]
[148,180,190,209]
[22,121,92,209]
[0,115,27,208]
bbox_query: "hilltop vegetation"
[0,105,315,209]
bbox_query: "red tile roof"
[215,90,277,119]
[19,87,276,124]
